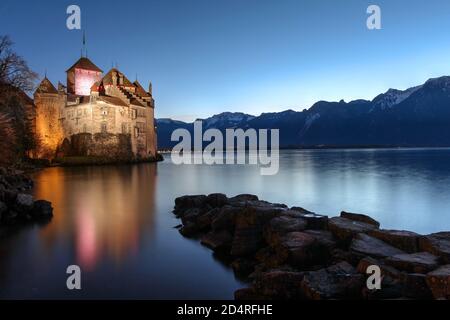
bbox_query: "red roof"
[35,77,58,94]
[66,57,103,73]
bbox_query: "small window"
[101,123,107,133]
[122,123,128,134]
[131,109,137,119]
[134,127,139,137]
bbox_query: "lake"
[1,148,450,299]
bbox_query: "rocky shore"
[0,167,53,232]
[173,194,450,300]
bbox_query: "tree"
[0,35,37,92]
[0,35,38,164]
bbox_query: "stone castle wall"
[63,133,133,161]
[34,93,65,159]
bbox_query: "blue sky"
[1,0,450,121]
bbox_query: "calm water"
[1,148,450,299]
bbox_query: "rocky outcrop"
[173,194,450,300]
[0,168,53,229]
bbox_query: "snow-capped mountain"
[157,75,450,148]
[371,85,422,111]
[196,112,255,129]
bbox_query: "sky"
[1,0,450,121]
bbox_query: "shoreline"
[173,193,450,300]
[0,167,54,236]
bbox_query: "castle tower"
[66,57,103,96]
[34,77,65,158]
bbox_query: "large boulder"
[231,225,265,256]
[385,252,440,274]
[402,273,433,299]
[200,230,233,252]
[231,205,286,256]
[228,194,259,204]
[303,230,337,251]
[288,208,328,230]
[350,234,405,260]
[250,270,305,299]
[340,211,380,228]
[329,217,378,244]
[264,215,307,245]
[31,200,53,219]
[301,262,364,300]
[211,206,241,232]
[174,195,207,215]
[369,229,421,253]
[419,232,450,263]
[15,193,34,214]
[205,193,228,208]
[0,201,7,220]
[426,265,450,299]
[356,256,402,280]
[272,231,330,268]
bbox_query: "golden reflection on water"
[33,164,157,270]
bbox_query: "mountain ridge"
[156,76,450,149]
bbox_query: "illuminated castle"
[33,56,157,160]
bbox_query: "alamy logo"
[66,265,82,290]
[367,5,382,30]
[171,121,280,175]
[66,5,81,30]
[366,265,382,290]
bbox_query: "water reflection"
[34,165,157,270]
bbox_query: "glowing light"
[75,69,102,96]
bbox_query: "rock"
[301,262,364,300]
[3,190,17,206]
[231,225,264,256]
[231,258,257,277]
[178,222,199,237]
[369,229,421,253]
[174,195,207,215]
[426,265,450,299]
[341,211,380,228]
[356,257,403,280]
[303,230,337,250]
[254,247,285,269]
[419,232,450,263]
[180,208,201,225]
[288,209,328,230]
[234,288,268,300]
[196,208,219,231]
[231,205,285,256]
[329,217,378,244]
[362,276,404,300]
[200,230,233,252]
[264,215,307,245]
[15,193,34,213]
[31,200,53,219]
[228,194,259,204]
[402,273,433,299]
[251,270,305,299]
[385,252,440,274]
[211,206,241,232]
[273,232,330,268]
[0,201,7,219]
[350,234,405,260]
[205,193,228,208]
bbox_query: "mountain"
[156,76,450,149]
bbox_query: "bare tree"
[0,35,38,92]
[0,111,17,166]
[0,35,38,164]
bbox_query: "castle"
[32,56,157,161]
